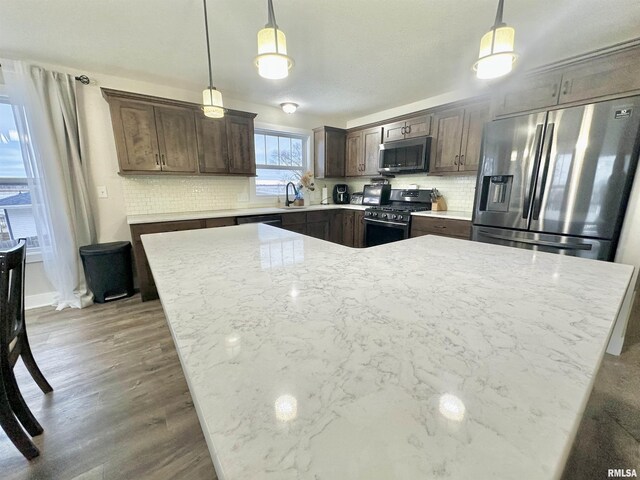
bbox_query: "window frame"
[250,124,312,204]
[0,96,42,262]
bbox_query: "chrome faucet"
[285,182,298,207]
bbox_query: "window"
[0,101,39,252]
[254,130,307,196]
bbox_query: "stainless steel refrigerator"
[471,96,640,261]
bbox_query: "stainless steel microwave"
[378,136,431,174]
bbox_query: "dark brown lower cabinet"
[130,217,236,301]
[306,211,331,241]
[342,211,355,247]
[281,212,307,235]
[329,211,344,244]
[337,210,366,248]
[354,211,365,248]
[410,216,471,240]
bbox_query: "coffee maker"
[333,184,349,204]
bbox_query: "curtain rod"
[0,63,90,85]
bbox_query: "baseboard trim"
[25,291,56,310]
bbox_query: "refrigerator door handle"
[532,123,555,220]
[479,231,593,251]
[522,124,545,219]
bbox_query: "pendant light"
[255,0,294,80]
[201,0,225,118]
[473,0,517,80]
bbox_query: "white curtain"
[3,60,96,309]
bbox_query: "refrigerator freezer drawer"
[471,226,613,261]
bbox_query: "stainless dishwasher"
[236,214,282,227]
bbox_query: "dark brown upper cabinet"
[226,114,256,176]
[345,126,382,177]
[493,44,640,117]
[105,95,197,174]
[196,116,228,174]
[345,130,362,177]
[382,115,431,143]
[493,72,563,117]
[431,101,490,175]
[197,112,256,176]
[154,106,198,173]
[558,47,640,105]
[103,89,256,176]
[314,126,346,178]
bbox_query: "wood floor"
[1,293,639,479]
[0,295,217,480]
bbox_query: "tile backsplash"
[345,174,477,211]
[121,174,477,215]
[122,176,255,215]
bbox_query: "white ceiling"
[1,0,639,122]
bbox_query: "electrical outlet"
[97,186,108,198]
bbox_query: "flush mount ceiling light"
[280,102,298,114]
[201,0,225,118]
[473,0,517,80]
[255,0,294,80]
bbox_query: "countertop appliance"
[350,192,363,205]
[364,189,432,247]
[472,96,640,261]
[333,184,349,204]
[362,183,391,206]
[379,137,431,174]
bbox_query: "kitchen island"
[142,224,633,480]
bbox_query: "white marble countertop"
[142,225,632,480]
[126,205,473,225]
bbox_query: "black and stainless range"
[364,189,432,247]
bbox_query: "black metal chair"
[0,239,53,460]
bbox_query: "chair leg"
[20,334,53,394]
[0,392,40,460]
[2,365,44,437]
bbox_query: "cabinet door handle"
[161,154,166,166]
[405,125,411,135]
[551,83,558,98]
[459,154,465,165]
[562,80,571,95]
[400,126,406,135]
[155,154,160,166]
[454,155,459,166]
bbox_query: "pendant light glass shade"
[255,0,294,80]
[202,87,224,118]
[256,28,292,79]
[473,0,517,79]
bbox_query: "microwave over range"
[378,136,431,174]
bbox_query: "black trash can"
[79,241,134,303]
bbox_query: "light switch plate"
[97,186,108,198]
[237,191,249,202]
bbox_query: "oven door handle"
[364,218,408,227]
